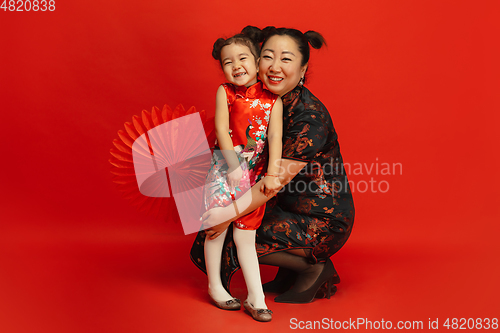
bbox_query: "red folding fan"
[109,104,215,224]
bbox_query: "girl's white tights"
[204,229,232,302]
[204,228,267,309]
[233,228,267,309]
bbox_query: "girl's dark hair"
[260,26,326,67]
[212,26,264,67]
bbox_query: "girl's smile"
[220,43,258,88]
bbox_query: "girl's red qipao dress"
[204,81,278,230]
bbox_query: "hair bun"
[262,26,277,40]
[212,30,262,67]
[304,31,326,49]
[212,38,227,60]
[241,26,264,44]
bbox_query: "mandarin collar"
[281,84,303,107]
[234,81,263,99]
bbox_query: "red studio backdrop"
[1,1,499,332]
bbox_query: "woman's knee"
[285,248,311,258]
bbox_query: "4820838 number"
[1,0,55,11]
[443,318,498,330]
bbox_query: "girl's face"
[259,35,307,97]
[220,43,258,88]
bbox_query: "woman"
[190,26,355,304]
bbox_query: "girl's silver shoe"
[243,300,272,322]
[208,291,241,310]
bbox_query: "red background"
[1,1,499,332]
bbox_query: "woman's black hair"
[259,26,326,67]
[212,26,264,67]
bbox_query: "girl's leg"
[233,228,267,309]
[204,229,233,301]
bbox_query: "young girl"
[203,27,282,322]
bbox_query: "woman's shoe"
[274,258,338,304]
[315,282,338,299]
[315,267,340,298]
[208,291,241,310]
[243,300,273,322]
[262,269,297,293]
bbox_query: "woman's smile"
[266,75,284,84]
[259,35,307,96]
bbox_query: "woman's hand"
[260,175,282,197]
[205,220,232,240]
[202,160,307,237]
[227,165,243,190]
[201,206,234,240]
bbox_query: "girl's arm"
[261,97,283,197]
[215,85,242,188]
[202,158,307,240]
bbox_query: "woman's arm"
[266,97,283,176]
[214,85,242,188]
[260,97,283,197]
[261,97,283,196]
[202,158,307,240]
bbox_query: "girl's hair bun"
[212,28,262,67]
[212,38,227,60]
[241,26,264,44]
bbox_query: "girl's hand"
[227,165,243,190]
[260,175,282,197]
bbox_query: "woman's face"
[259,35,307,97]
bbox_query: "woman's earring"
[299,77,305,86]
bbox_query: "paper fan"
[110,104,216,224]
